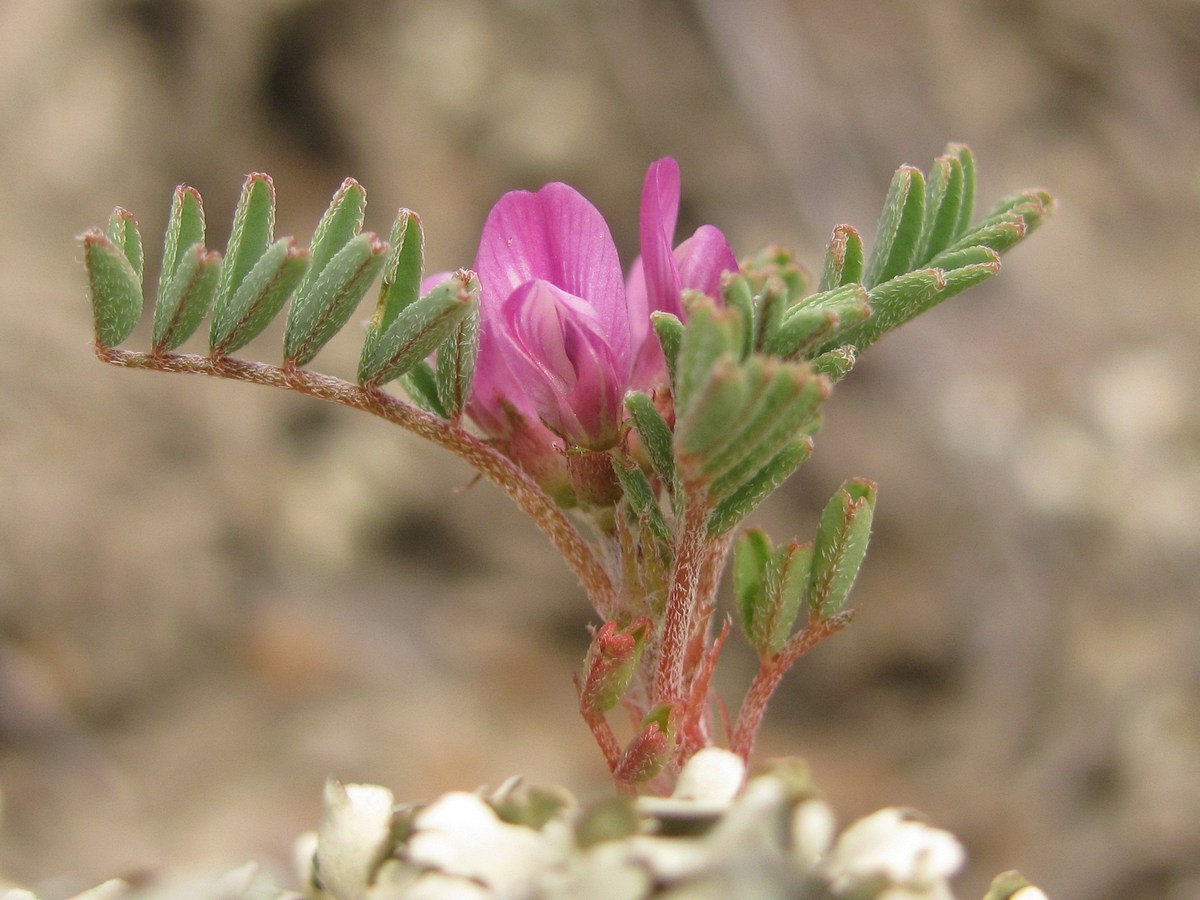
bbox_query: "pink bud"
[579,619,651,714]
[615,712,675,785]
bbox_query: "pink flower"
[468,159,736,453]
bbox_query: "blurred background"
[1,0,1198,896]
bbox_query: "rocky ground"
[1,1,1198,897]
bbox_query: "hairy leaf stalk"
[97,345,616,612]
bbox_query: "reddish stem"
[730,611,853,759]
[97,346,617,612]
[574,677,624,776]
[652,496,710,706]
[675,617,731,765]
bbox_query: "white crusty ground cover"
[1,751,1045,900]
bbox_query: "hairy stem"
[97,345,617,610]
[652,494,710,706]
[730,611,853,759]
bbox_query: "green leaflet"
[917,153,965,265]
[215,174,275,316]
[721,272,756,360]
[810,346,857,383]
[152,244,222,353]
[399,361,448,418]
[650,312,684,390]
[757,540,813,655]
[825,268,944,354]
[295,178,367,304]
[809,478,877,619]
[938,214,1026,259]
[156,186,205,307]
[284,233,387,366]
[672,298,740,419]
[435,284,481,420]
[625,391,676,492]
[818,225,864,291]
[83,229,143,348]
[948,143,977,239]
[734,529,773,644]
[864,165,925,287]
[740,244,811,306]
[613,458,672,544]
[763,283,871,360]
[707,438,813,537]
[283,178,374,365]
[751,277,788,356]
[687,358,801,479]
[373,209,425,333]
[938,191,1053,259]
[358,271,476,388]
[735,529,817,655]
[209,239,309,356]
[675,356,753,465]
[830,246,1002,354]
[106,208,144,284]
[705,374,826,503]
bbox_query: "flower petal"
[638,157,684,321]
[497,279,625,449]
[475,182,629,366]
[674,224,738,300]
[624,254,650,353]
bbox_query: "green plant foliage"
[358,272,478,388]
[762,283,871,360]
[916,152,965,264]
[864,165,926,287]
[809,479,877,618]
[705,373,825,501]
[284,233,387,366]
[106,208,144,284]
[153,244,223,353]
[83,228,143,347]
[435,300,480,421]
[373,209,425,333]
[156,186,205,302]
[210,238,310,356]
[397,360,448,418]
[650,311,684,388]
[740,244,811,303]
[215,173,276,315]
[625,391,676,492]
[734,529,773,639]
[284,179,384,366]
[671,297,742,421]
[735,529,816,655]
[720,272,756,360]
[810,346,856,383]
[151,187,217,352]
[296,178,367,301]
[613,458,672,543]
[819,225,865,291]
[707,439,813,537]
